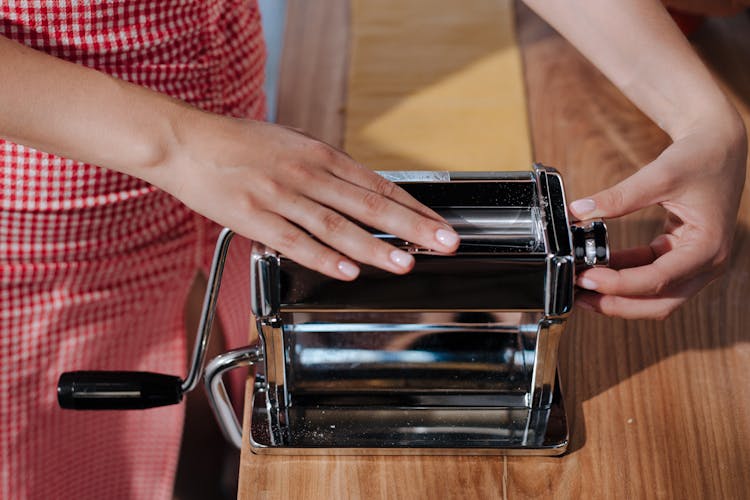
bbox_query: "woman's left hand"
[571,112,747,319]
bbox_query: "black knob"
[58,371,184,410]
[571,220,609,268]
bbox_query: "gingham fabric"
[0,2,265,498]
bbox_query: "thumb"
[568,162,670,220]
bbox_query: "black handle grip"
[57,371,184,410]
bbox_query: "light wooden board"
[239,3,750,499]
[343,0,532,170]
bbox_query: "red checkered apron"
[0,1,265,498]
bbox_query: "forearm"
[522,0,742,139]
[0,34,463,281]
[0,35,196,184]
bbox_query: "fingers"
[285,168,460,254]
[233,131,462,279]
[329,181,459,252]
[271,139,459,254]
[576,240,708,296]
[327,161,448,223]
[575,231,721,319]
[568,159,671,220]
[576,291,685,320]
[246,211,362,281]
[245,142,460,276]
[277,193,419,274]
[565,130,745,320]
[576,268,711,320]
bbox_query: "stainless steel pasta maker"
[58,164,608,456]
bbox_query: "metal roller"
[437,207,541,244]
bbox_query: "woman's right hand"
[0,34,457,279]
[151,113,460,281]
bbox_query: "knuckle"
[313,248,338,271]
[321,211,348,234]
[646,268,669,295]
[651,276,668,296]
[259,177,284,198]
[278,228,303,250]
[414,216,437,238]
[373,175,398,198]
[371,239,395,262]
[309,142,336,163]
[285,161,315,182]
[240,193,260,213]
[362,190,388,213]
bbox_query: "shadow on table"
[562,216,750,455]
[560,10,750,456]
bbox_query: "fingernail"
[651,234,670,253]
[337,261,360,279]
[390,249,415,269]
[577,277,597,290]
[435,228,459,249]
[570,198,596,216]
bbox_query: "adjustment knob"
[571,220,609,268]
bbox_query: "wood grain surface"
[507,7,750,499]
[344,0,532,170]
[239,3,750,499]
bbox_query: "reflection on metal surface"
[204,345,262,449]
[248,377,567,455]
[282,314,536,401]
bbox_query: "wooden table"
[239,3,750,498]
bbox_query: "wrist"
[667,93,744,141]
[671,102,747,176]
[150,104,259,200]
[139,101,216,194]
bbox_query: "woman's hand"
[522,0,749,319]
[571,112,747,319]
[0,36,458,281]
[152,114,460,281]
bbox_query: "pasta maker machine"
[58,164,608,456]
